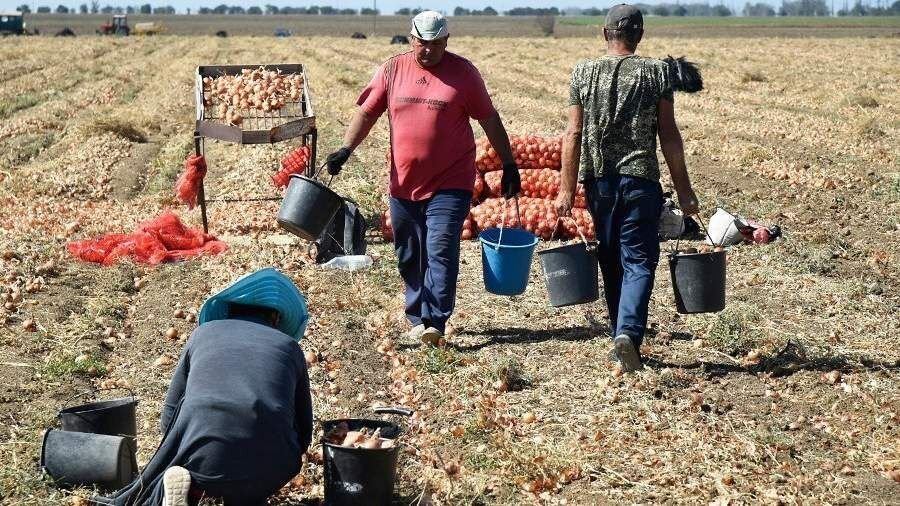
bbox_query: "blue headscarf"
[198,268,309,341]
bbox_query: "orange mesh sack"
[68,211,227,266]
[176,154,207,209]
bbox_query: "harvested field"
[1,33,898,505]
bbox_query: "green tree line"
[836,0,900,15]
[573,1,898,17]
[15,2,900,16]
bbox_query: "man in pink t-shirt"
[326,11,519,345]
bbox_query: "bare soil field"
[21,13,900,38]
[0,34,898,505]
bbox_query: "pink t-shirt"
[357,51,497,201]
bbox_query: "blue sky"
[3,1,780,14]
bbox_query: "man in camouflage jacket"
[556,4,700,372]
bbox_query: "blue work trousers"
[585,174,663,348]
[389,189,471,334]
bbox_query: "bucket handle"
[549,216,591,249]
[671,212,718,256]
[699,214,726,248]
[494,197,522,250]
[310,162,335,188]
[374,406,413,438]
[373,406,414,417]
[59,386,137,414]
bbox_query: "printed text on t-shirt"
[396,96,448,111]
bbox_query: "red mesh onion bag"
[176,155,207,209]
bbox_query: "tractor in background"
[98,15,130,36]
[0,11,26,36]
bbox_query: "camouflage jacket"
[569,55,673,182]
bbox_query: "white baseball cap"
[410,11,449,41]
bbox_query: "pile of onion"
[472,173,485,202]
[324,421,394,450]
[476,134,562,173]
[202,67,305,126]
[483,167,587,207]
[471,197,594,240]
[380,209,476,242]
[380,198,594,242]
[379,133,595,242]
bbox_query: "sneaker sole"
[607,347,620,363]
[162,467,191,506]
[614,336,643,372]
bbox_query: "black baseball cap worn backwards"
[605,4,644,32]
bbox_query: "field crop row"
[0,36,897,505]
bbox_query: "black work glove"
[501,161,521,199]
[325,147,353,176]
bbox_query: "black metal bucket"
[322,409,409,506]
[58,391,138,455]
[277,174,343,241]
[668,250,726,314]
[538,241,599,307]
[40,429,137,490]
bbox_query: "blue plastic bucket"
[479,228,538,296]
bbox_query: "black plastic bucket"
[40,429,137,490]
[668,250,726,314]
[58,393,138,455]
[277,174,343,241]
[538,241,599,307]
[321,418,401,506]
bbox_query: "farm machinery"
[133,22,163,36]
[98,15,129,36]
[0,11,26,36]
[98,15,162,36]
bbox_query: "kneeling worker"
[97,268,313,506]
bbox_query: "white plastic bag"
[320,255,373,272]
[706,208,744,246]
